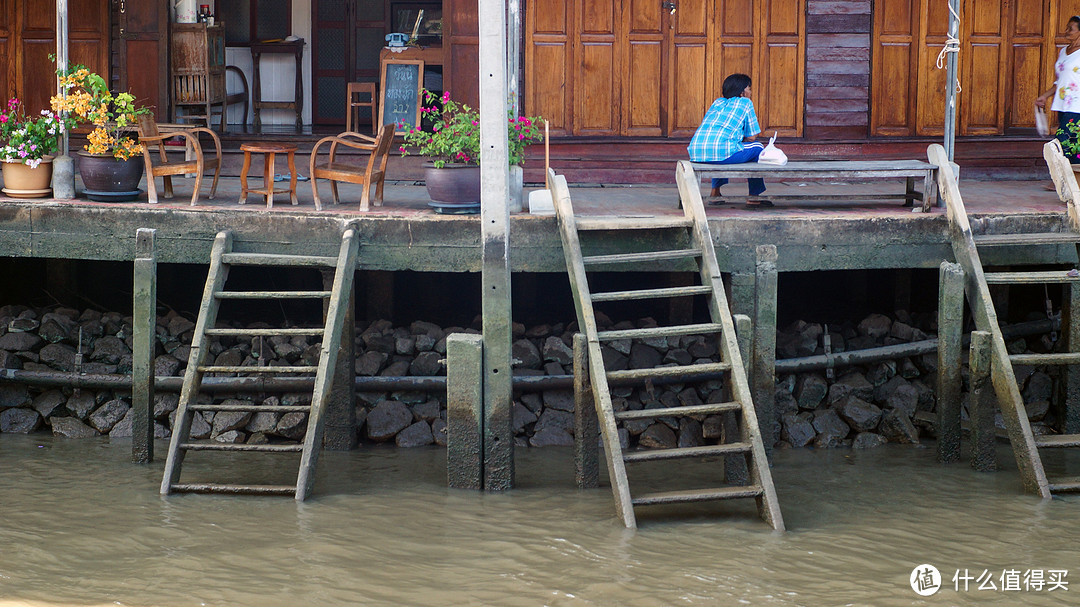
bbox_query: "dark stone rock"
[898,357,921,379]
[51,417,99,438]
[1023,372,1053,404]
[356,351,387,376]
[520,393,543,413]
[703,415,723,439]
[410,321,445,341]
[363,331,396,354]
[543,361,565,376]
[866,361,897,386]
[66,392,96,419]
[395,336,416,356]
[542,390,574,413]
[0,384,30,409]
[663,348,693,366]
[542,336,574,365]
[879,409,920,444]
[167,316,196,340]
[852,432,887,449]
[381,360,411,376]
[214,430,246,443]
[211,408,253,436]
[889,321,915,341]
[858,313,892,338]
[409,351,444,376]
[90,336,129,364]
[512,402,538,433]
[512,339,542,369]
[525,324,551,338]
[38,316,74,344]
[1026,400,1051,422]
[686,338,717,359]
[8,317,39,332]
[775,389,798,416]
[38,343,77,371]
[109,408,134,438]
[246,432,270,445]
[0,350,22,369]
[409,399,441,422]
[600,345,628,371]
[1,407,41,433]
[812,408,850,441]
[677,418,704,447]
[0,331,42,352]
[628,344,662,370]
[529,424,575,447]
[153,393,180,420]
[32,390,68,418]
[830,371,875,403]
[245,411,281,434]
[838,396,883,433]
[189,412,212,439]
[89,399,131,433]
[432,418,448,446]
[884,383,921,419]
[781,413,815,448]
[274,412,308,440]
[155,355,182,377]
[638,423,677,448]
[395,421,434,447]
[366,400,413,441]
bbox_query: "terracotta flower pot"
[424,162,481,213]
[77,152,144,202]
[1,157,54,198]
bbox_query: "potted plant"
[399,90,543,213]
[51,66,152,201]
[0,98,72,198]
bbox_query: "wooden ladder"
[932,142,1080,498]
[549,163,784,530]
[160,226,359,500]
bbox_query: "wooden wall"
[806,0,870,139]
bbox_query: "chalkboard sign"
[379,59,424,134]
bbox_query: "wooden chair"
[309,123,395,211]
[171,24,248,131]
[346,82,378,135]
[136,115,222,205]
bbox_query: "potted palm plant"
[0,98,72,198]
[399,90,543,213]
[51,66,152,201]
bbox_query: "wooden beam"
[573,333,599,489]
[969,330,997,472]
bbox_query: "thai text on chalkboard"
[379,59,424,134]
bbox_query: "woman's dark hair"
[1070,15,1080,27]
[722,73,752,99]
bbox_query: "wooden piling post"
[573,333,599,488]
[969,330,997,472]
[726,314,752,484]
[1065,282,1080,433]
[447,334,484,490]
[753,245,778,454]
[321,269,358,450]
[132,228,157,463]
[937,262,965,463]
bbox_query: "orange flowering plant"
[50,66,151,160]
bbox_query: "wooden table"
[250,39,305,129]
[238,142,299,208]
[689,159,940,212]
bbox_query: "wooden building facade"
[7,1,1080,146]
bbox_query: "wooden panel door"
[0,3,12,105]
[445,0,479,111]
[669,0,709,136]
[873,0,920,135]
[758,0,804,136]
[1007,0,1049,131]
[575,0,620,135]
[961,0,1006,134]
[623,0,664,136]
[524,0,571,136]
[115,0,167,121]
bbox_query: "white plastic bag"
[1034,104,1050,138]
[757,132,788,166]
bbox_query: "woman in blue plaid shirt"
[687,73,769,207]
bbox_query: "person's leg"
[718,142,766,197]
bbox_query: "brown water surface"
[1,435,1078,606]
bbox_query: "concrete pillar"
[573,333,599,489]
[1065,282,1080,433]
[969,330,997,472]
[321,270,357,450]
[752,245,778,453]
[447,333,484,490]
[726,313,752,484]
[937,262,965,463]
[132,229,157,463]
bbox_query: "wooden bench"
[689,159,939,212]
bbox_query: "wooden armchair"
[136,115,222,205]
[309,123,395,211]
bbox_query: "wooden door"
[668,0,709,136]
[115,0,167,121]
[311,0,387,125]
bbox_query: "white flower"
[26,158,41,169]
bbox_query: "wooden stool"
[238,142,299,208]
[346,82,377,135]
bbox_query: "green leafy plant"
[0,98,74,167]
[399,90,543,168]
[51,65,152,160]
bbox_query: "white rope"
[935,2,961,93]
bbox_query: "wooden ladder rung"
[180,442,303,453]
[1035,433,1080,448]
[592,285,713,302]
[583,249,702,265]
[623,442,752,463]
[191,404,311,413]
[984,271,1080,284]
[197,365,319,374]
[170,483,297,495]
[615,401,742,421]
[973,232,1080,246]
[632,485,763,506]
[221,253,339,267]
[597,323,723,341]
[1048,477,1080,493]
[575,216,694,231]
[607,362,731,382]
[1008,353,1080,366]
[215,291,332,300]
[204,328,325,336]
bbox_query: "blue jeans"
[701,142,766,196]
[1058,111,1080,163]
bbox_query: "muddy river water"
[1,435,1078,606]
